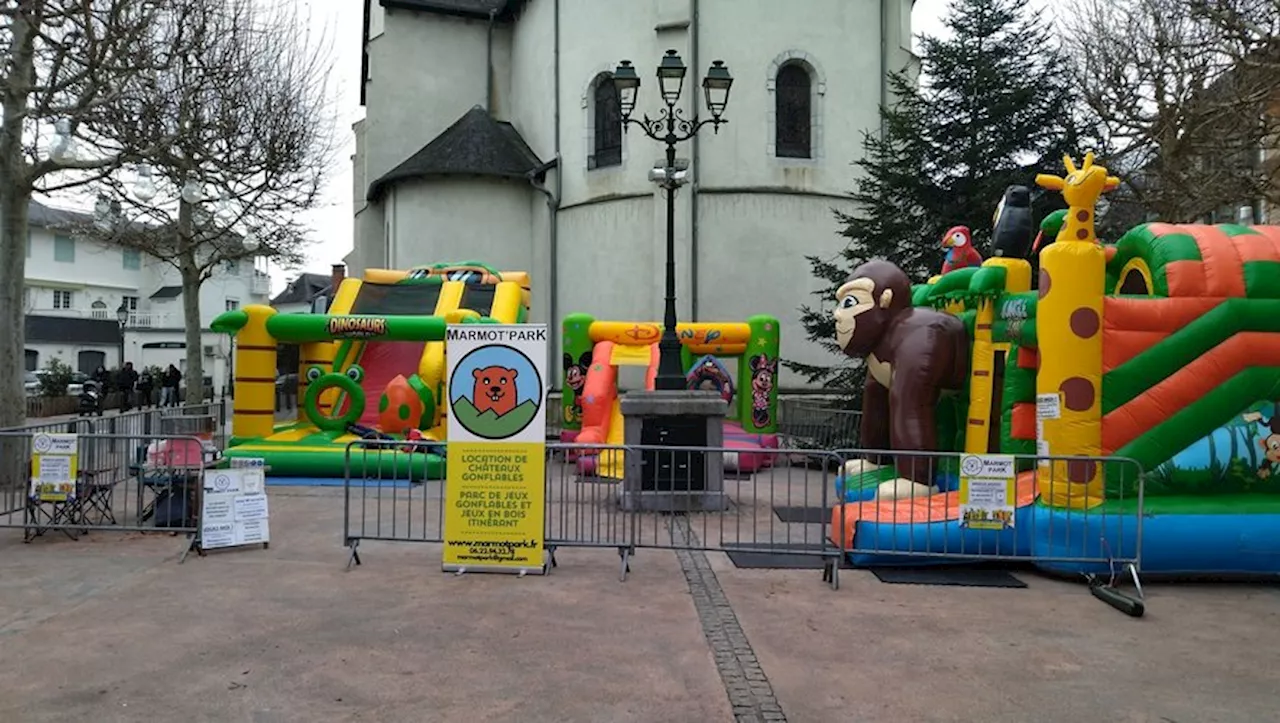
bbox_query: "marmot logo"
[327,317,388,338]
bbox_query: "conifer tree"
[788,0,1095,395]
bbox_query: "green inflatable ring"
[304,373,366,432]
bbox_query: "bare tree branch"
[1062,0,1280,222]
[0,0,195,444]
[87,0,337,403]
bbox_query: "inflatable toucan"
[1032,209,1068,254]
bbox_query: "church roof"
[366,105,546,202]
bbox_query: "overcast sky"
[294,0,1033,286]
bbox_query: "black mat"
[773,506,830,524]
[871,567,1027,588]
[722,543,841,570]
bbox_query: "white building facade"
[23,200,272,389]
[350,0,918,388]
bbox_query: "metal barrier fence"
[343,440,1146,606]
[3,400,228,447]
[0,430,214,561]
[778,399,861,451]
[832,448,1146,613]
[342,440,846,585]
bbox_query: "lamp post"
[115,301,129,369]
[613,50,733,391]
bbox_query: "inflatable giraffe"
[1032,153,1118,508]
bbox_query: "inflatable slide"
[211,261,531,478]
[561,314,781,475]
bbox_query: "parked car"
[24,370,84,397]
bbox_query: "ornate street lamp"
[115,300,130,368]
[612,50,733,391]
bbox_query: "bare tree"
[1062,0,1280,222]
[91,0,337,404]
[0,1,186,431]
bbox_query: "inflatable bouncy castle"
[211,261,531,478]
[560,313,781,476]
[833,152,1280,580]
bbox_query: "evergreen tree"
[788,0,1095,396]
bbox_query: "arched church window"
[591,74,622,169]
[775,63,812,158]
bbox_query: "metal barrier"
[3,400,227,445]
[779,398,861,451]
[832,448,1146,613]
[339,439,1146,609]
[342,440,846,587]
[0,430,214,561]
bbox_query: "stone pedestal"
[619,390,729,512]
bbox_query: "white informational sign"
[958,453,1017,531]
[1036,393,1062,420]
[201,466,270,551]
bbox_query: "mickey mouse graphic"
[1242,406,1280,479]
[748,354,777,428]
[562,351,592,425]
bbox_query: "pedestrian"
[161,364,182,407]
[118,361,139,412]
[137,367,155,408]
[92,365,110,392]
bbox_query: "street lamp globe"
[702,60,733,121]
[657,49,687,106]
[241,228,259,252]
[115,300,129,326]
[612,60,641,121]
[180,179,203,205]
[132,164,157,202]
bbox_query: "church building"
[351,0,918,387]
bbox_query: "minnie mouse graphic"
[748,354,777,428]
[562,351,592,425]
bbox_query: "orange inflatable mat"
[829,470,1040,550]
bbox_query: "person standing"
[162,364,182,407]
[118,361,139,412]
[137,367,155,409]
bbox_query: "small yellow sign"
[30,433,79,503]
[958,453,1016,531]
[443,442,545,569]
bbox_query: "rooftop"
[366,105,546,201]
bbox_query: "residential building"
[350,0,918,388]
[23,199,272,389]
[271,265,343,377]
[270,266,344,315]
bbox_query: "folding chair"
[24,495,80,542]
[77,470,118,526]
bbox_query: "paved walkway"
[2,487,1279,722]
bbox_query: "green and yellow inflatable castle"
[211,261,531,479]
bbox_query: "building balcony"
[27,306,117,321]
[124,310,182,328]
[27,307,186,328]
[251,272,271,297]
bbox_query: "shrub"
[38,357,74,397]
